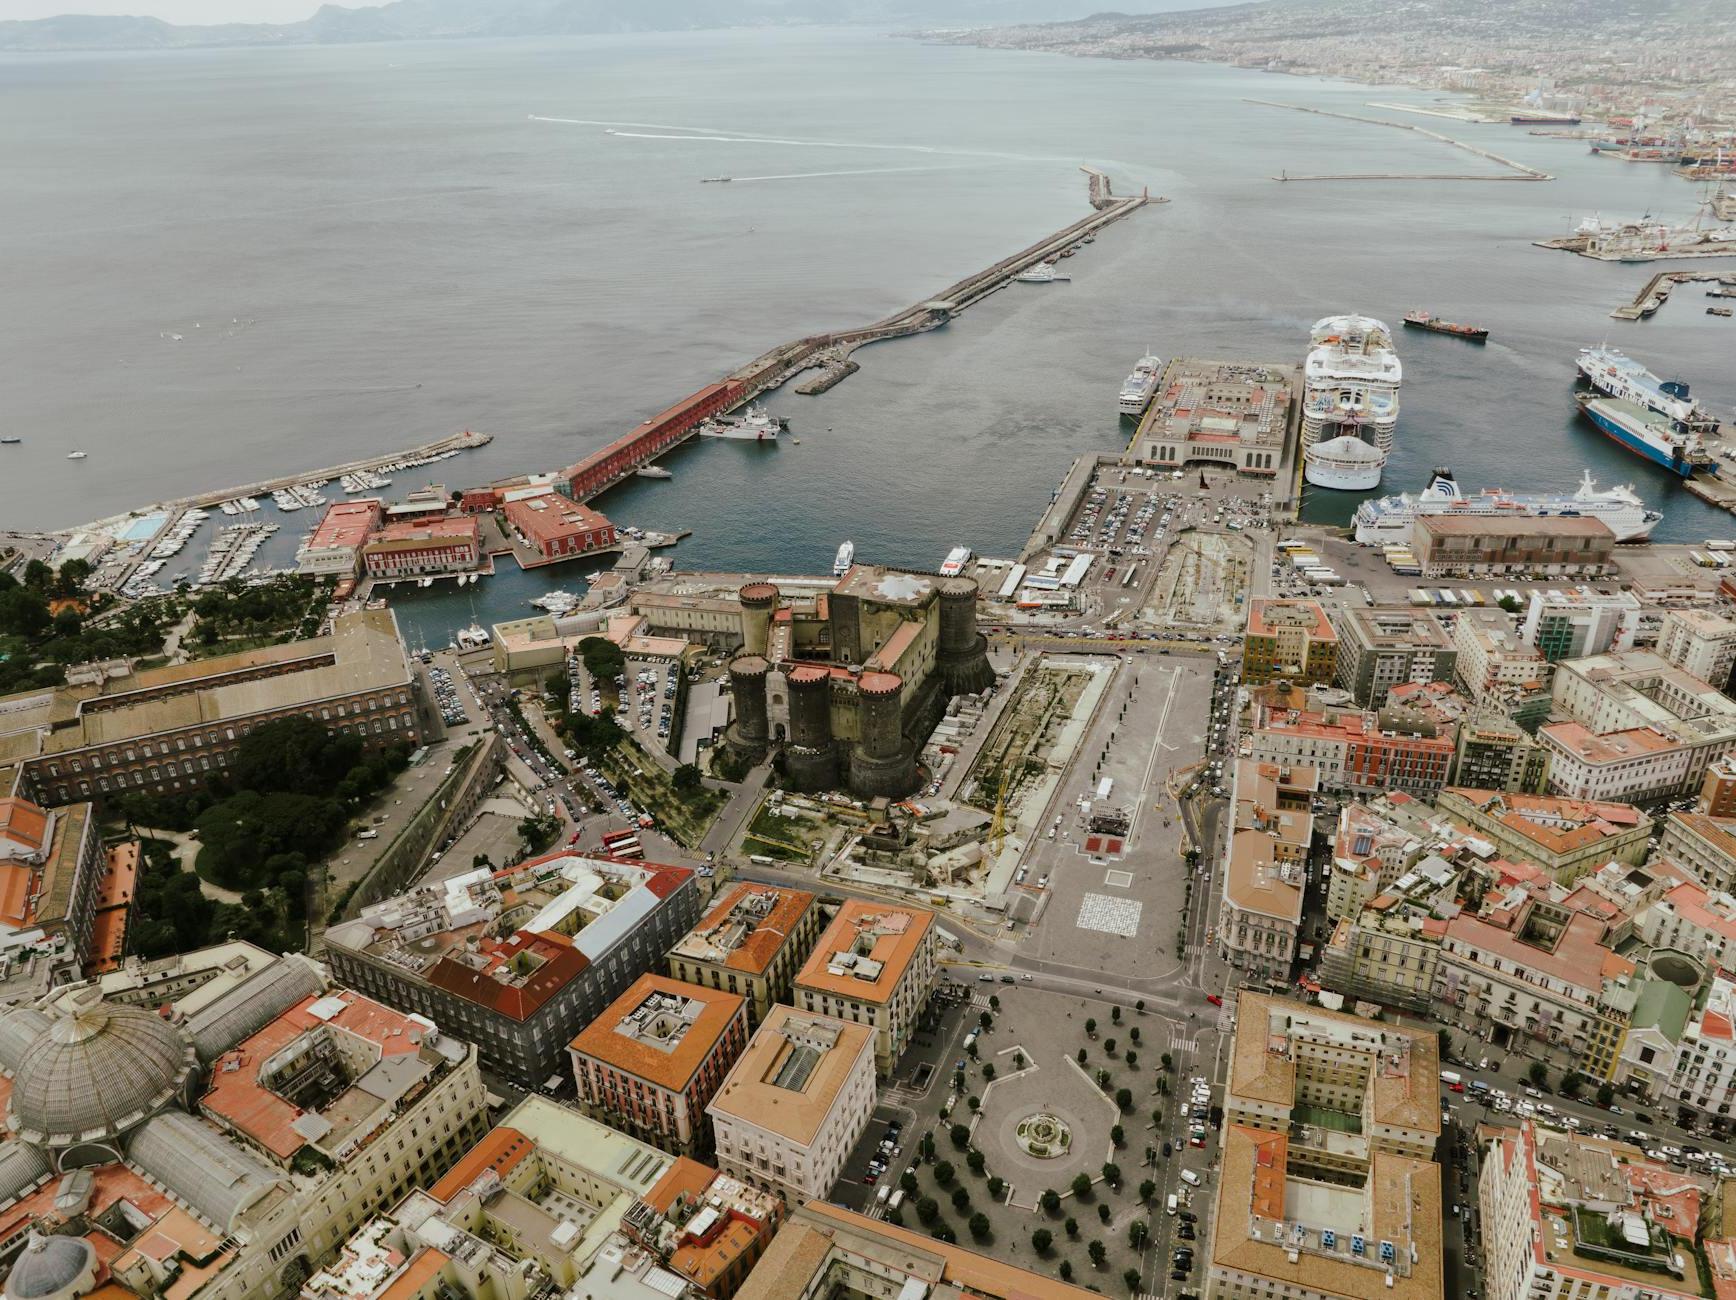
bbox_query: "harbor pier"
[559,171,1156,505]
[1249,99,1552,181]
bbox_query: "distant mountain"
[0,0,1106,51]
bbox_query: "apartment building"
[668,885,821,1026]
[1541,722,1696,803]
[1668,972,1736,1123]
[1247,697,1455,797]
[1204,993,1442,1300]
[1657,606,1736,689]
[306,1098,782,1300]
[1657,810,1736,891]
[738,1202,1104,1300]
[1519,587,1643,661]
[1704,756,1736,817]
[1241,599,1338,686]
[707,1008,876,1205]
[1481,1122,1713,1300]
[1432,787,1652,884]
[1330,605,1457,707]
[1451,712,1550,793]
[1217,760,1314,984]
[1635,880,1736,973]
[793,902,935,1076]
[1545,651,1736,799]
[0,608,422,808]
[569,975,750,1156]
[1452,606,1552,707]
[325,852,700,1087]
[0,797,108,976]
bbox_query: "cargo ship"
[1119,353,1164,418]
[1575,393,1717,478]
[1402,311,1488,342]
[1353,467,1661,545]
[1574,346,1715,432]
[1511,112,1582,125]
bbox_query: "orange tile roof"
[0,799,48,853]
[97,841,140,911]
[569,974,746,1092]
[85,907,128,976]
[200,990,429,1160]
[795,901,932,1006]
[429,1127,534,1202]
[0,866,32,930]
[379,1249,450,1300]
[676,884,817,976]
[642,1157,718,1216]
[1245,598,1335,641]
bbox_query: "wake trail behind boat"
[529,114,1075,164]
[727,166,979,182]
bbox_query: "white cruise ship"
[834,540,855,576]
[1354,467,1661,546]
[1301,314,1402,491]
[1304,436,1387,492]
[1119,353,1164,418]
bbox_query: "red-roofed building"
[325,853,700,1087]
[1242,598,1338,686]
[298,499,384,577]
[503,492,617,562]
[360,515,481,578]
[1248,699,1454,797]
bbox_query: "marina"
[1610,270,1736,320]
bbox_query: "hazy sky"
[0,0,319,19]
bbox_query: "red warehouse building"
[360,515,481,578]
[504,492,617,560]
[563,382,743,500]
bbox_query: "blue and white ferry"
[1576,393,1717,479]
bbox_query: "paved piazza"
[972,1046,1118,1205]
[1076,892,1143,937]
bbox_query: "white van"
[1166,1194,1179,1216]
[1440,1071,1462,1086]
[1180,1169,1202,1188]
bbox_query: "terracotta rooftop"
[708,1008,873,1145]
[672,884,816,976]
[200,989,433,1161]
[795,901,932,1005]
[428,1126,534,1202]
[569,974,746,1092]
[1245,598,1336,641]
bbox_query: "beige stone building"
[793,902,935,1076]
[706,1008,876,1205]
[668,884,821,1026]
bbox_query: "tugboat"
[1402,310,1489,342]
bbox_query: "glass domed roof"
[6,989,194,1148]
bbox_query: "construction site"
[1140,529,1255,634]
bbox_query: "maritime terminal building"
[722,564,995,799]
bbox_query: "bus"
[600,831,643,859]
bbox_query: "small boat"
[1015,262,1070,284]
[66,451,87,460]
[701,176,732,183]
[1402,310,1489,341]
[635,466,673,479]
[1710,307,1734,318]
[0,437,19,445]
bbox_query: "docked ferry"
[1353,467,1661,545]
[1575,346,1714,431]
[939,546,972,577]
[1576,393,1717,478]
[834,540,855,576]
